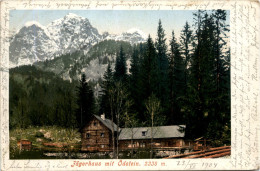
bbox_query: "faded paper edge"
[0,0,260,170]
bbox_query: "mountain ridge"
[10,13,147,67]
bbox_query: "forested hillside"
[34,40,133,81]
[10,66,78,128]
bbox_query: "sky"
[10,10,229,42]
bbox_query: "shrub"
[35,132,44,138]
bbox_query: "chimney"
[101,113,105,120]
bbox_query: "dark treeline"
[10,66,78,128]
[99,10,230,145]
[10,10,230,146]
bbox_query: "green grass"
[10,126,81,158]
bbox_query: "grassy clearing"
[10,126,81,158]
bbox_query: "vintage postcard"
[0,0,259,170]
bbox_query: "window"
[140,143,146,148]
[86,133,90,138]
[142,131,147,136]
[169,141,176,146]
[100,145,105,148]
[93,122,97,126]
[101,133,104,137]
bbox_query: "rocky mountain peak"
[126,28,148,40]
[9,13,147,67]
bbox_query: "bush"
[35,132,44,138]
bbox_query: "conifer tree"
[139,35,158,123]
[185,10,212,138]
[169,31,185,124]
[207,10,230,143]
[212,10,229,95]
[129,46,142,117]
[155,20,169,109]
[114,46,127,82]
[180,22,193,93]
[100,63,114,117]
[129,47,139,85]
[76,73,95,128]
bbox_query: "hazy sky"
[10,10,229,42]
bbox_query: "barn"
[80,114,187,152]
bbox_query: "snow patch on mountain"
[10,23,60,66]
[126,28,148,40]
[24,21,43,28]
[46,13,101,55]
[65,13,84,19]
[105,28,147,45]
[24,21,51,38]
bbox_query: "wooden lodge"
[118,126,186,150]
[80,114,188,152]
[80,114,117,151]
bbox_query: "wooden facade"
[118,138,185,149]
[80,115,117,152]
[80,114,187,152]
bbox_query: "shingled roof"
[118,125,185,140]
[93,114,118,132]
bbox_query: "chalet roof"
[118,125,186,140]
[93,115,118,132]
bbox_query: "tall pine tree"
[180,22,193,94]
[207,10,230,143]
[99,63,114,118]
[76,73,95,128]
[185,10,210,138]
[155,20,169,111]
[129,46,142,118]
[139,35,158,123]
[169,31,185,125]
[114,46,127,82]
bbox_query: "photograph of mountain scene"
[9,10,230,159]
